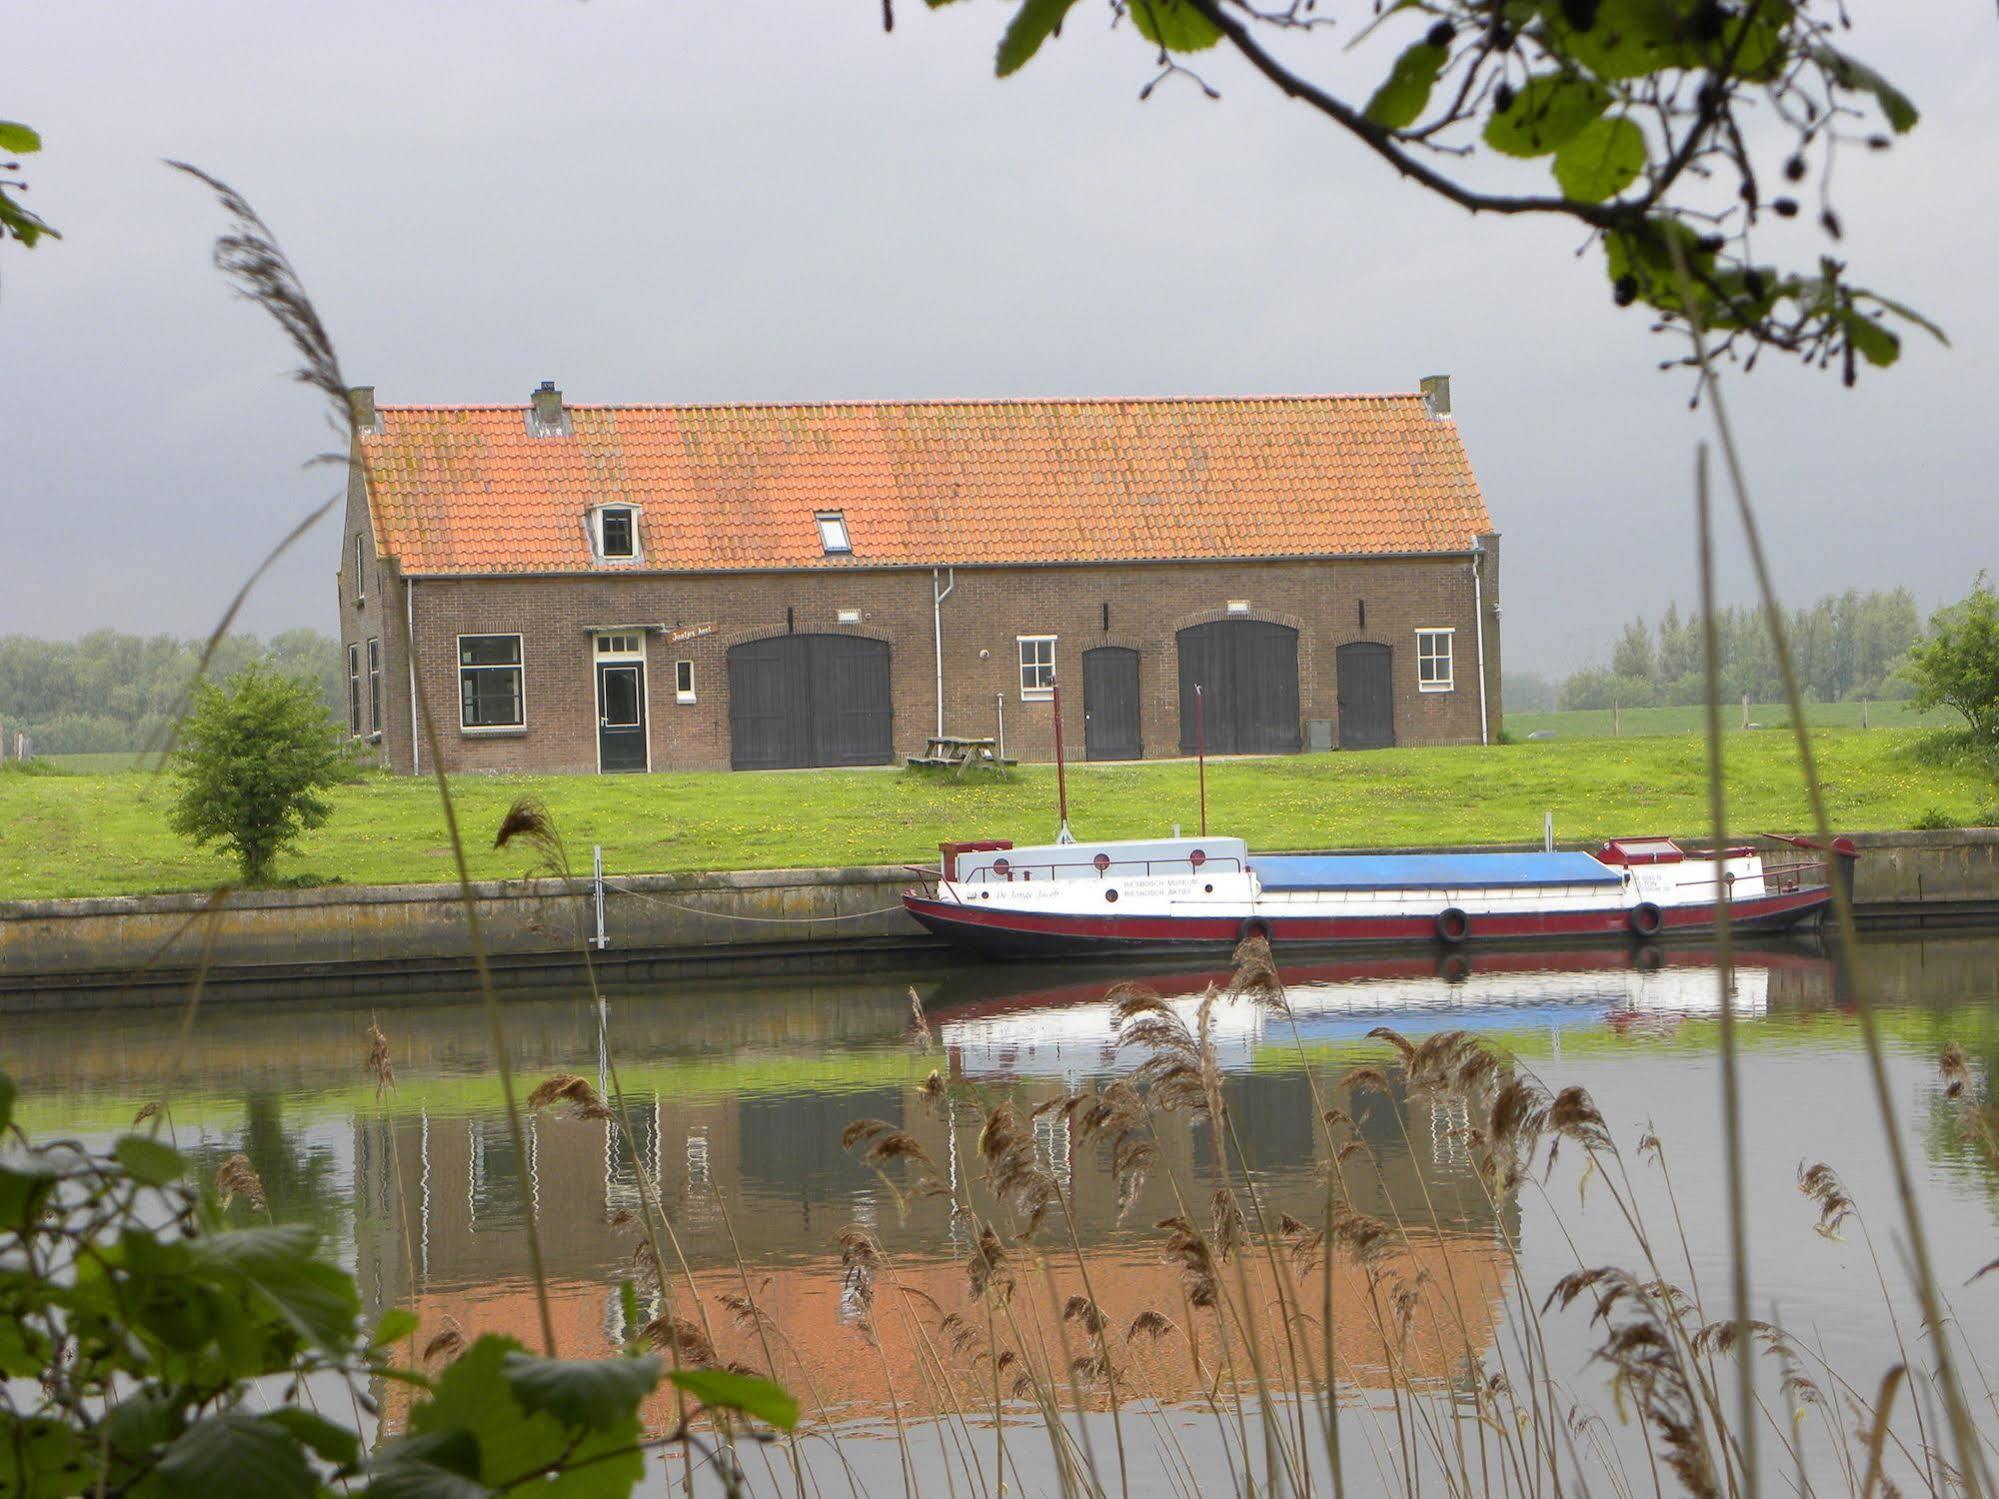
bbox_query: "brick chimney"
[1420,374,1452,417]
[528,380,570,437]
[346,386,378,433]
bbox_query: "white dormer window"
[588,504,642,563]
[816,512,851,554]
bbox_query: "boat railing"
[961,854,1244,884]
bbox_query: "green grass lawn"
[1508,700,1950,739]
[1,728,1991,899]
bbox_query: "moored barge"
[903,833,1850,958]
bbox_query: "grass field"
[1507,699,1950,739]
[2,727,1993,899]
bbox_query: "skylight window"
[816,512,851,554]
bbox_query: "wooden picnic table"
[907,735,1016,774]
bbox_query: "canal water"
[8,929,1998,1495]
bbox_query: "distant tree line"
[0,630,342,754]
[1507,588,1925,714]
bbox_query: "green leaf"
[1552,115,1646,201]
[1483,72,1610,157]
[0,122,40,154]
[410,1336,639,1495]
[1842,309,1900,368]
[1128,0,1220,54]
[263,1406,362,1468]
[100,1390,177,1458]
[192,1223,360,1352]
[0,1159,59,1230]
[1364,41,1447,130]
[667,1368,801,1431]
[0,1414,90,1498]
[503,1351,662,1430]
[363,1429,487,1495]
[114,1134,186,1186]
[373,1306,422,1347]
[1808,43,1918,133]
[997,0,1083,76]
[154,1411,317,1499]
[0,1316,50,1379]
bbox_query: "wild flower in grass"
[525,1072,614,1122]
[215,1152,267,1213]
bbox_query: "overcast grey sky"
[8,2,1995,673]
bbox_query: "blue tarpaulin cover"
[1252,851,1621,892]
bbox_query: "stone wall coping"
[5,826,1993,923]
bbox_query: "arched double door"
[1175,620,1301,755]
[727,634,893,770]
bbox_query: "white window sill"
[461,724,529,737]
[1020,689,1054,703]
[675,694,697,706]
[1418,683,1455,694]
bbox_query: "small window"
[675,659,696,704]
[816,512,851,554]
[599,507,635,559]
[347,643,362,735]
[459,634,525,728]
[595,633,641,656]
[1018,636,1056,700]
[1226,599,1251,616]
[836,608,862,625]
[366,638,382,734]
[1416,628,1455,692]
[352,534,366,603]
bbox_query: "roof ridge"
[369,391,1428,415]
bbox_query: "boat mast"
[1195,683,1208,837]
[1052,678,1074,844]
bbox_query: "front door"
[1176,620,1301,755]
[597,660,648,772]
[1082,646,1142,760]
[1336,641,1395,749]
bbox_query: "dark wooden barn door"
[1082,647,1142,760]
[727,634,893,770]
[1176,621,1301,755]
[1336,641,1396,749]
[596,660,648,772]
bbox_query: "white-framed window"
[458,634,525,728]
[346,643,362,734]
[595,632,642,657]
[675,660,696,704]
[816,511,851,554]
[1018,635,1056,700]
[352,534,366,604]
[366,638,382,735]
[835,608,862,625]
[1226,599,1251,616]
[599,506,635,558]
[1416,628,1455,692]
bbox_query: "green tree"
[168,663,346,883]
[1610,617,1654,683]
[1905,578,1999,744]
[0,119,55,248]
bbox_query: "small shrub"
[168,663,348,883]
[1909,806,1960,832]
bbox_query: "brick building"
[336,380,1500,775]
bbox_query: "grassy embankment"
[1507,698,1950,738]
[2,725,1991,899]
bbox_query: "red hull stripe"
[903,889,1829,949]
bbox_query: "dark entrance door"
[1336,641,1395,749]
[1176,620,1301,755]
[727,634,893,770]
[1082,646,1142,761]
[596,660,648,772]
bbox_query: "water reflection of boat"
[925,944,1837,1084]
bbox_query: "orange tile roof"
[359,394,1492,576]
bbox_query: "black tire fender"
[1436,907,1471,945]
[1629,901,1665,938]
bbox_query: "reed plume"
[365,1015,395,1098]
[214,1152,267,1213]
[525,1072,615,1122]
